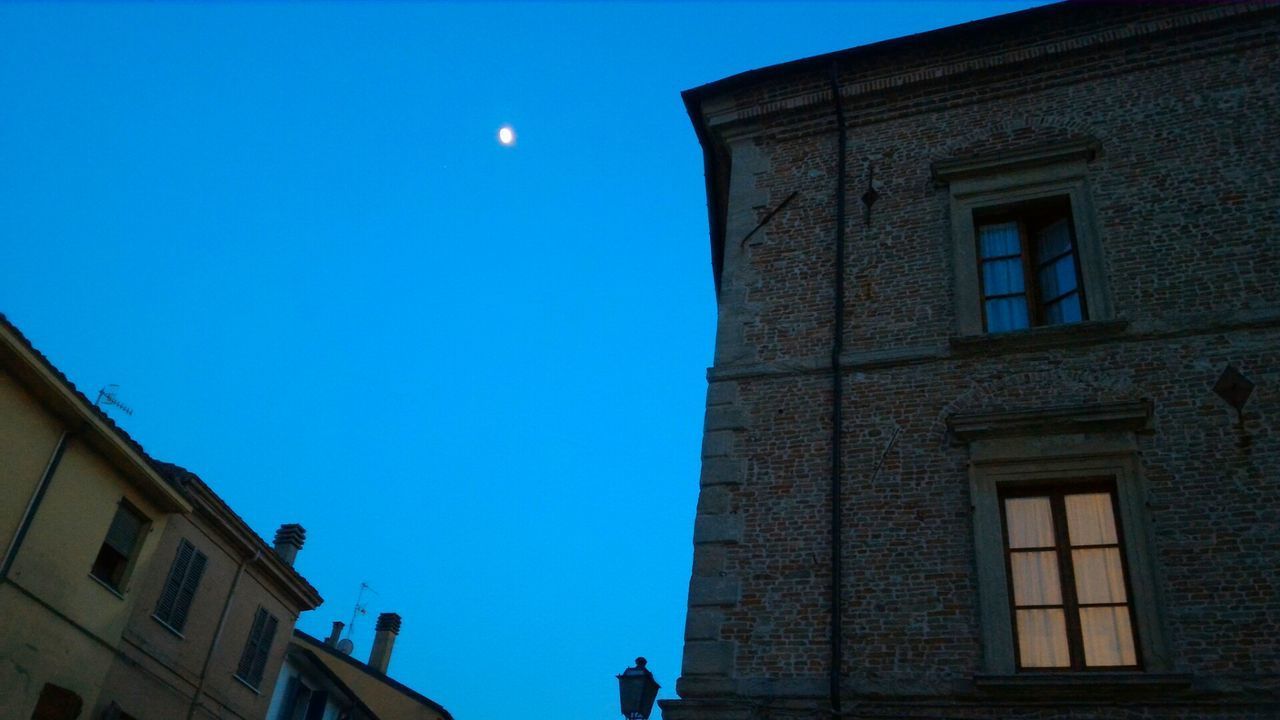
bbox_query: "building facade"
[279,619,454,720]
[666,3,1278,719]
[0,315,323,720]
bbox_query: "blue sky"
[0,2,1046,717]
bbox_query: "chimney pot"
[325,621,345,647]
[368,612,402,674]
[273,524,306,566]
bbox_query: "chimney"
[272,524,306,566]
[325,621,345,647]
[368,612,402,674]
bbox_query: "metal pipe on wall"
[1,430,70,581]
[187,549,260,720]
[827,62,848,718]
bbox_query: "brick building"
[664,3,1278,719]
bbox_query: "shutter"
[237,608,268,681]
[104,505,143,556]
[169,549,207,632]
[250,612,279,686]
[155,540,195,623]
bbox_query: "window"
[90,501,147,592]
[1001,483,1139,670]
[933,139,1112,337]
[976,197,1086,333]
[277,677,330,720]
[950,401,1171,676]
[31,683,82,720]
[154,539,208,634]
[236,606,280,690]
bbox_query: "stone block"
[700,457,745,486]
[691,545,727,577]
[697,486,731,515]
[688,575,740,607]
[672,677,738,702]
[693,515,743,545]
[706,382,740,407]
[701,430,735,458]
[682,640,735,676]
[704,405,748,431]
[683,607,724,640]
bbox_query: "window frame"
[998,479,1143,672]
[89,499,149,594]
[936,141,1111,337]
[974,197,1089,333]
[965,428,1170,676]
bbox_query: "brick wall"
[666,5,1279,719]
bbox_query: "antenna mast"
[94,384,134,416]
[346,582,376,640]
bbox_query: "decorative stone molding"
[931,139,1100,184]
[947,400,1153,441]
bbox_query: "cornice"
[185,480,323,611]
[700,4,1270,133]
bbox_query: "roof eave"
[0,320,191,513]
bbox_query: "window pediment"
[932,139,1100,185]
[948,400,1152,442]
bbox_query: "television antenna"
[345,582,377,642]
[94,384,133,416]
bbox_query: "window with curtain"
[90,501,147,592]
[1001,483,1140,670]
[976,196,1086,333]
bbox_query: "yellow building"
[0,315,322,720]
[279,620,454,720]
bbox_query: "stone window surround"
[950,401,1173,680]
[934,140,1113,338]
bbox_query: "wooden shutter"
[237,607,279,687]
[155,540,208,632]
[251,612,280,685]
[170,549,207,631]
[155,541,194,623]
[237,609,268,682]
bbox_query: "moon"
[498,126,515,146]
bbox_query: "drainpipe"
[0,431,70,581]
[187,549,260,720]
[827,63,848,718]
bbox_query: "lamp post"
[617,657,660,720]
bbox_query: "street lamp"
[617,657,660,720]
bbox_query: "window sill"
[151,615,186,639]
[88,573,125,600]
[974,672,1193,699]
[232,674,262,695]
[951,319,1129,355]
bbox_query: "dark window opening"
[30,683,82,720]
[90,502,146,592]
[975,196,1086,333]
[1000,481,1141,671]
